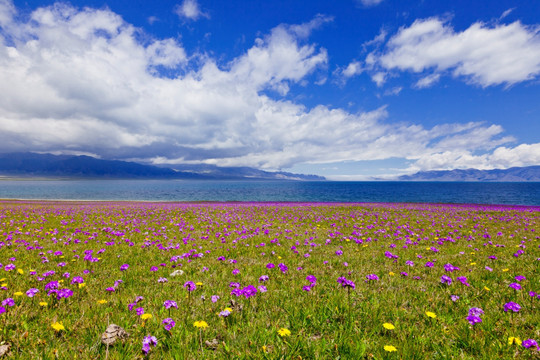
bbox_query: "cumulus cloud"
[368,17,540,87]
[175,0,208,21]
[0,1,536,173]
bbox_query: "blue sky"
[1,0,539,179]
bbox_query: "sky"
[1,0,540,180]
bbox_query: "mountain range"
[398,166,540,181]
[0,152,325,181]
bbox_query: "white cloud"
[0,1,535,174]
[358,0,384,7]
[175,0,208,21]
[342,61,363,78]
[414,73,440,88]
[369,17,540,87]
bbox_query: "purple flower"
[425,261,434,268]
[338,277,355,289]
[504,302,521,312]
[306,275,317,284]
[522,339,539,350]
[184,281,196,292]
[105,287,115,293]
[509,283,522,291]
[135,307,144,316]
[302,285,312,292]
[259,275,269,283]
[0,307,5,314]
[405,260,414,266]
[57,288,73,299]
[229,282,241,288]
[400,272,408,277]
[469,307,484,317]
[515,275,526,282]
[450,295,460,302]
[163,300,178,309]
[26,288,39,297]
[142,335,158,354]
[365,274,379,281]
[444,263,460,272]
[335,250,343,256]
[232,269,240,275]
[119,264,129,271]
[162,318,176,331]
[158,277,168,283]
[467,315,482,325]
[2,298,15,307]
[258,285,267,293]
[266,263,275,269]
[457,276,470,287]
[219,309,231,317]
[278,263,288,273]
[485,266,493,272]
[441,275,452,285]
[242,285,258,298]
[150,266,158,272]
[71,276,84,284]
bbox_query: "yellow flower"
[97,300,107,304]
[39,302,48,307]
[0,278,5,282]
[389,272,395,276]
[502,268,509,272]
[470,262,476,266]
[508,337,522,345]
[194,320,209,329]
[383,323,395,330]
[14,291,23,296]
[51,322,65,332]
[224,307,233,313]
[425,311,437,319]
[141,313,152,320]
[78,283,86,289]
[384,345,397,352]
[277,328,291,337]
[17,269,24,275]
[484,286,490,291]
[1,283,7,287]
[196,282,203,286]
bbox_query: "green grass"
[0,201,538,359]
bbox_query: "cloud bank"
[0,1,537,175]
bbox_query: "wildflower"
[258,285,267,293]
[170,269,184,277]
[425,261,434,268]
[450,295,460,302]
[105,287,115,293]
[509,283,522,291]
[306,275,317,284]
[457,276,470,286]
[2,298,14,307]
[26,288,39,297]
[266,263,275,269]
[141,313,152,320]
[161,300,177,310]
[504,302,521,312]
[259,275,269,283]
[142,335,158,354]
[384,345,397,352]
[39,301,48,307]
[219,309,231,317]
[405,260,414,266]
[508,337,522,345]
[515,275,526,282]
[469,307,484,317]
[136,307,144,316]
[14,291,23,296]
[441,275,452,285]
[119,264,129,271]
[184,281,196,292]
[365,274,379,281]
[242,285,258,298]
[163,318,176,331]
[483,286,490,291]
[232,269,240,275]
[78,283,86,289]
[338,277,355,289]
[277,328,291,337]
[158,277,168,283]
[467,315,482,325]
[97,299,107,304]
[211,295,220,303]
[425,311,437,318]
[51,322,65,332]
[522,339,539,350]
[17,269,24,275]
[383,323,395,330]
[193,320,208,329]
[302,285,311,292]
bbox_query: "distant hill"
[0,152,325,181]
[398,166,540,182]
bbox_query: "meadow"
[0,200,538,359]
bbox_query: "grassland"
[0,200,538,359]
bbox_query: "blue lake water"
[0,180,539,206]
